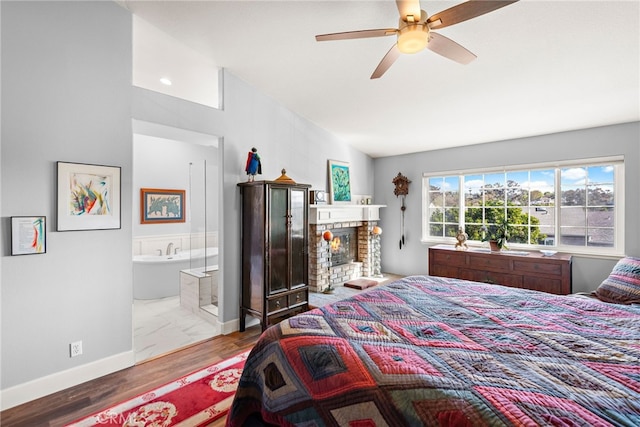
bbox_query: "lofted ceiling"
[121,0,640,158]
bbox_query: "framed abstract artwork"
[57,161,121,231]
[11,216,46,255]
[328,159,352,204]
[140,188,186,224]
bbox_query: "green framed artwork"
[328,159,351,204]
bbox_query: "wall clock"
[393,172,411,197]
[392,172,411,249]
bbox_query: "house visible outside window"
[422,157,624,255]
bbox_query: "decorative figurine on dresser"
[455,227,468,250]
[244,147,262,182]
[237,170,311,331]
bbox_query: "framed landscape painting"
[11,216,46,255]
[328,159,352,204]
[140,188,186,224]
[57,161,121,231]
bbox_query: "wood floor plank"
[0,326,262,427]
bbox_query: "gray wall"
[1,0,374,401]
[1,1,133,389]
[373,122,640,293]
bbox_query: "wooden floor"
[0,326,262,427]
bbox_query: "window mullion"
[459,175,465,229]
[555,168,561,248]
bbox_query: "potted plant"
[481,220,509,251]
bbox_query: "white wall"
[373,122,640,293]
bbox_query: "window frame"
[422,156,625,256]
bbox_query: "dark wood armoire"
[238,180,311,331]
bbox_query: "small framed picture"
[140,188,186,224]
[57,161,121,231]
[11,216,46,255]
[328,159,352,204]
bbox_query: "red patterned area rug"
[67,349,251,427]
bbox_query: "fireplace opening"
[329,227,357,267]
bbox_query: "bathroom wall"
[132,130,219,257]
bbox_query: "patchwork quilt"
[226,276,640,426]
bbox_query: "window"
[133,16,221,109]
[423,157,624,255]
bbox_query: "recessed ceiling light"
[160,77,172,86]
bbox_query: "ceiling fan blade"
[427,32,476,64]
[427,0,518,30]
[396,0,422,22]
[371,44,401,79]
[316,29,397,42]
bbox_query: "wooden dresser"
[428,244,572,295]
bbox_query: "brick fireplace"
[308,205,385,293]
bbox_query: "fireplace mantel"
[309,204,386,225]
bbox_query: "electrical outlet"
[70,341,83,358]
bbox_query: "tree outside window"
[424,160,621,253]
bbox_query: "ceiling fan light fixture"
[316,0,519,78]
[397,24,428,54]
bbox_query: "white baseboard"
[219,316,259,335]
[0,350,135,411]
[220,317,239,335]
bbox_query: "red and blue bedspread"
[226,275,640,426]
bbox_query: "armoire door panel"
[269,187,288,294]
[290,188,306,288]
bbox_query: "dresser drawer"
[467,255,511,271]
[268,295,288,314]
[513,260,563,276]
[459,268,523,287]
[524,276,567,295]
[431,249,467,267]
[289,289,307,307]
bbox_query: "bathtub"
[133,247,219,299]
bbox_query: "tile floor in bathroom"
[133,296,220,363]
[133,274,405,363]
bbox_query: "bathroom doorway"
[132,120,222,363]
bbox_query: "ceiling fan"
[315,0,518,79]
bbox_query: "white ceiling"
[121,0,640,158]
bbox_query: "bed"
[226,274,640,426]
